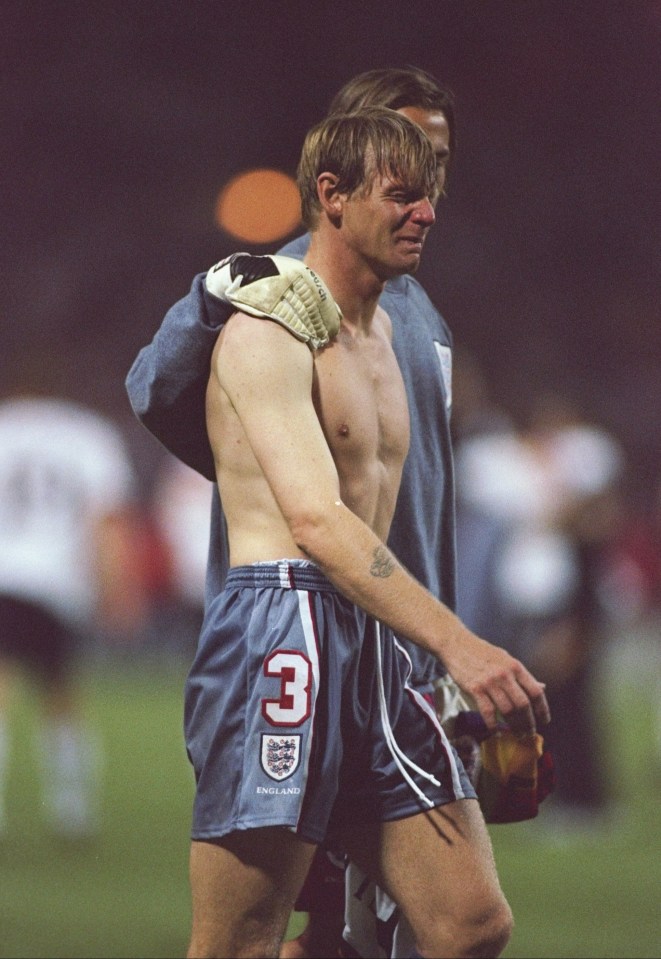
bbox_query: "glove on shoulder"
[205,253,341,350]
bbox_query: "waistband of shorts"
[225,560,338,593]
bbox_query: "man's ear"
[316,173,345,224]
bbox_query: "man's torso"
[206,305,410,566]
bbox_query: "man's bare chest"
[312,332,410,468]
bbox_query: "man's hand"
[442,628,551,736]
[205,253,341,350]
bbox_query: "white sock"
[0,718,8,829]
[38,721,102,835]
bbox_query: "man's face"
[396,106,451,196]
[341,164,437,280]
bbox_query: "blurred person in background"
[451,349,516,646]
[520,392,625,823]
[455,384,626,828]
[149,458,212,658]
[596,471,661,786]
[646,478,661,775]
[609,474,661,774]
[0,361,143,838]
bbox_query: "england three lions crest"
[261,734,301,781]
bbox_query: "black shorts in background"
[0,595,76,683]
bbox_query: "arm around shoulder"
[126,272,233,480]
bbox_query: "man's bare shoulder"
[218,310,315,353]
[213,310,314,388]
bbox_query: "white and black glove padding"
[205,253,341,350]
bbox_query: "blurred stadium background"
[1,2,660,957]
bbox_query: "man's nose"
[411,197,436,226]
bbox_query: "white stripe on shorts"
[294,589,321,825]
[394,637,469,801]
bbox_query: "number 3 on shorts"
[261,649,312,727]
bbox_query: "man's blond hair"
[297,107,437,230]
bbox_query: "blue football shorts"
[184,560,475,844]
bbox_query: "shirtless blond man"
[183,108,549,959]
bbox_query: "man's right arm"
[215,315,550,737]
[126,273,232,480]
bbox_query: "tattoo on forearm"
[370,546,396,578]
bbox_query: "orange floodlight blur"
[215,168,301,244]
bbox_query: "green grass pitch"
[0,647,658,958]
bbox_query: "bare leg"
[188,827,317,959]
[0,660,14,831]
[280,912,344,959]
[281,847,345,959]
[342,798,513,959]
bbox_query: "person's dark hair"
[297,107,437,230]
[327,67,456,154]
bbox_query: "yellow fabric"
[478,730,545,823]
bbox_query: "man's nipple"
[337,423,350,438]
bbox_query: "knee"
[418,893,513,959]
[454,895,513,959]
[466,896,513,958]
[188,924,282,958]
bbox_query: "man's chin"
[369,251,422,281]
[394,251,422,276]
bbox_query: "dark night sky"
[2,0,660,500]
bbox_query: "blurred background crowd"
[0,2,659,954]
